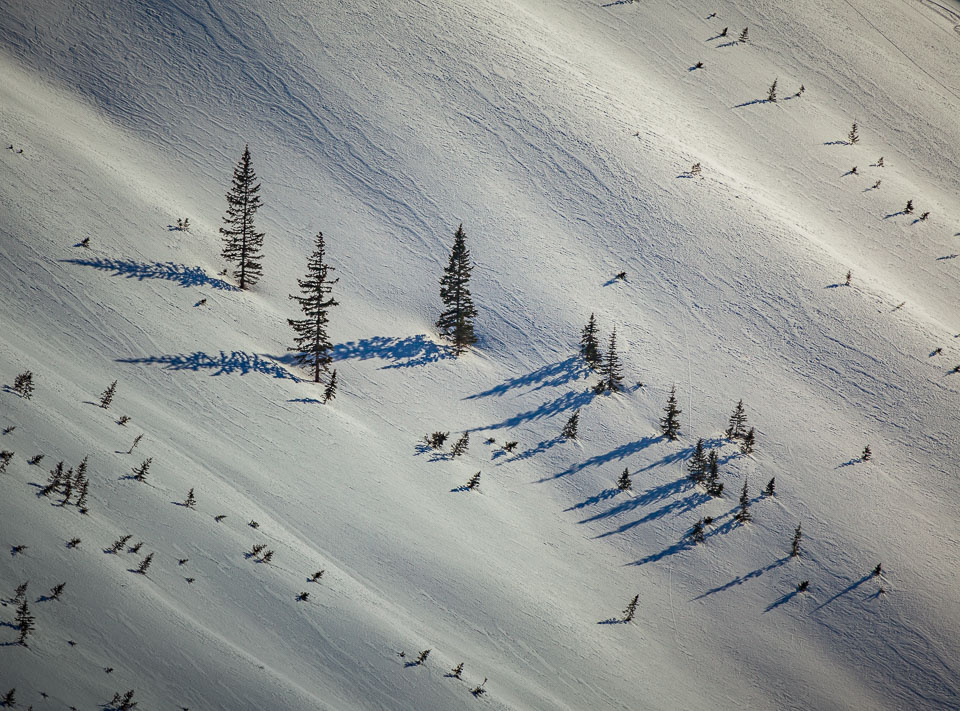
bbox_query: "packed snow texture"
[1,0,959,708]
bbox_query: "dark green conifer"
[436,224,478,355]
[288,231,338,382]
[220,145,265,289]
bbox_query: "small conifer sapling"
[687,438,707,484]
[735,480,752,522]
[323,369,338,403]
[310,570,325,582]
[416,649,431,665]
[0,450,14,473]
[109,535,132,554]
[740,427,756,454]
[691,518,705,543]
[797,580,809,592]
[904,200,914,215]
[579,314,602,369]
[13,371,34,399]
[99,380,118,409]
[862,445,872,462]
[16,599,34,645]
[471,679,488,697]
[848,122,859,144]
[450,432,470,457]
[622,594,639,622]
[791,522,802,557]
[617,467,632,491]
[763,477,775,496]
[465,471,481,490]
[599,328,625,393]
[561,410,580,440]
[767,78,778,102]
[738,27,749,42]
[450,662,464,679]
[135,553,154,575]
[131,458,152,483]
[660,386,682,440]
[1,689,15,707]
[182,488,196,508]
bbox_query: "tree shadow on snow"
[593,490,710,539]
[288,397,323,404]
[812,573,874,612]
[823,140,851,146]
[466,357,588,399]
[538,435,661,481]
[884,211,906,220]
[732,98,773,108]
[936,254,958,261]
[564,487,623,512]
[61,257,236,291]
[471,387,599,434]
[328,335,451,369]
[764,588,801,613]
[503,436,565,463]
[597,617,628,625]
[694,556,790,600]
[628,516,739,566]
[117,351,298,380]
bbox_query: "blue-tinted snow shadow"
[812,573,875,612]
[764,588,801,612]
[62,257,236,291]
[466,357,588,399]
[118,351,298,380]
[470,386,599,434]
[332,335,451,368]
[628,516,740,567]
[733,98,773,108]
[538,435,661,481]
[694,557,790,600]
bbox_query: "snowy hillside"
[1,0,959,708]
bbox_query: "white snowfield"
[1,0,958,708]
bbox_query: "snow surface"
[1,0,959,708]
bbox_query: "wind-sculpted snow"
[1,0,959,709]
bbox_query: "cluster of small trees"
[579,315,625,393]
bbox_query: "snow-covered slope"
[1,0,959,708]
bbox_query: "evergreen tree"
[1,689,15,707]
[790,522,802,557]
[873,563,883,577]
[599,328,625,393]
[579,313,602,369]
[416,649,431,665]
[735,479,752,522]
[450,662,464,679]
[690,518,706,543]
[99,380,118,409]
[13,581,28,602]
[738,27,749,42]
[220,145,265,289]
[904,199,914,214]
[561,410,580,440]
[740,427,756,454]
[436,224,478,355]
[725,400,748,440]
[39,461,65,497]
[705,450,723,497]
[622,594,639,622]
[16,599,34,645]
[288,231,338,382]
[687,438,707,483]
[110,534,132,554]
[767,78,778,102]
[131,458,152,483]
[862,445,872,461]
[763,477,775,496]
[465,471,481,490]
[323,369,338,403]
[450,432,470,457]
[0,450,13,474]
[135,553,154,575]
[617,467,632,491]
[848,121,859,144]
[13,371,33,399]
[49,583,66,601]
[182,488,196,509]
[660,386,681,440]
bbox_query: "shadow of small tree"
[764,588,800,613]
[694,556,790,600]
[540,435,661,481]
[597,617,628,625]
[326,335,451,369]
[62,257,236,291]
[812,573,874,612]
[503,436,564,463]
[472,387,599,434]
[467,357,588,399]
[118,351,298,380]
[629,516,738,566]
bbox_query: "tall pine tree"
[599,328,624,393]
[220,145,265,290]
[660,385,682,440]
[579,313,602,369]
[288,231,338,383]
[436,224,478,355]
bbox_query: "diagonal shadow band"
[62,257,236,291]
